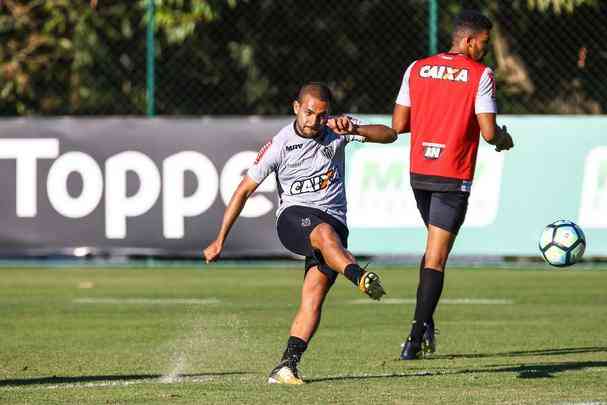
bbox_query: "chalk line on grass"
[73,298,221,305]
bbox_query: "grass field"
[1,265,606,404]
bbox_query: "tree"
[458,0,603,113]
[1,0,605,115]
[0,0,234,115]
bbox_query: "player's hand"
[494,125,514,152]
[203,239,223,263]
[326,115,357,135]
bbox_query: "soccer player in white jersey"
[203,82,396,385]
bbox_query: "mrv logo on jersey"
[420,65,469,82]
[290,169,335,195]
[422,142,445,159]
[285,143,303,152]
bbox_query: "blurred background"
[1,0,605,116]
[1,0,606,262]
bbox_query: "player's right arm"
[392,62,415,134]
[203,139,280,263]
[203,176,259,263]
[392,104,411,135]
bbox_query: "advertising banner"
[0,118,285,257]
[0,116,605,257]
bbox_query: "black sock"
[411,268,444,341]
[281,336,308,362]
[429,269,444,322]
[344,264,364,286]
[412,255,425,323]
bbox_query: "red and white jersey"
[396,52,497,191]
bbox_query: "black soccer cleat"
[422,321,438,355]
[400,337,423,360]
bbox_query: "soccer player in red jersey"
[392,10,514,359]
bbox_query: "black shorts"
[413,188,469,234]
[277,205,349,285]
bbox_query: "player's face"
[293,95,330,138]
[469,30,491,61]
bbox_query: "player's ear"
[293,100,300,115]
[467,34,477,48]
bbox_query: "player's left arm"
[476,67,513,152]
[478,113,513,152]
[326,115,397,144]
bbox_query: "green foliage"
[154,0,238,44]
[0,0,605,115]
[527,0,597,14]
[0,0,233,115]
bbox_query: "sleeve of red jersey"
[246,139,280,184]
[395,61,416,107]
[475,67,498,114]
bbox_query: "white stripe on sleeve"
[475,67,497,114]
[395,62,416,107]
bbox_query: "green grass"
[1,266,606,404]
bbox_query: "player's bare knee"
[310,223,339,249]
[424,251,448,271]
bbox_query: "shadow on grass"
[0,371,250,387]
[307,360,607,383]
[429,346,607,360]
[486,361,607,379]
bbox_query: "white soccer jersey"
[247,122,361,225]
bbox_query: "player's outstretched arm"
[477,113,514,152]
[203,175,259,263]
[355,124,397,144]
[326,115,397,144]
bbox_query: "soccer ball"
[538,220,586,267]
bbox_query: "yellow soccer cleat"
[267,360,304,385]
[358,271,386,300]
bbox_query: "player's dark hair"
[452,10,493,40]
[297,82,333,104]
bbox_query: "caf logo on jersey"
[290,169,335,195]
[420,65,469,82]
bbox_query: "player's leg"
[269,265,334,385]
[412,254,425,331]
[309,223,355,274]
[401,191,468,360]
[402,225,456,359]
[289,264,333,342]
[309,222,385,300]
[403,189,431,358]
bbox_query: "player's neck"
[447,47,468,57]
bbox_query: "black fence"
[1,0,605,116]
